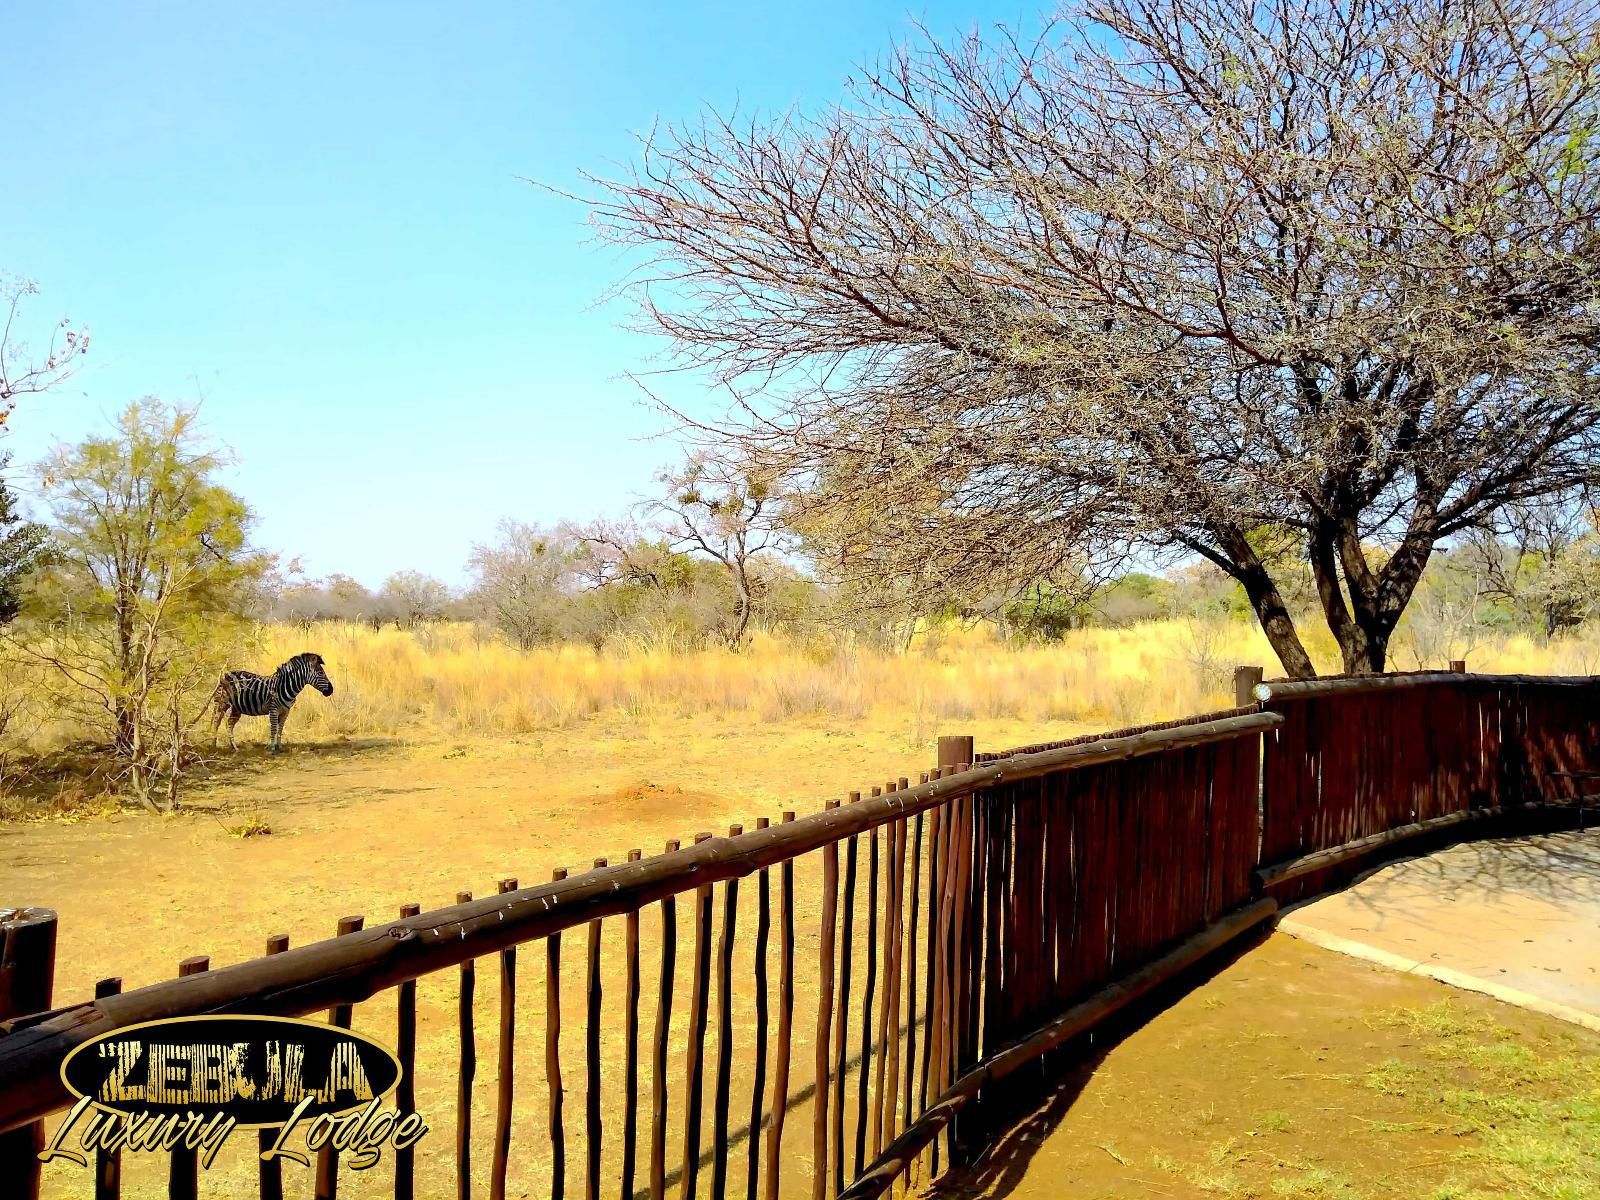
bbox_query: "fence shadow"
[1309,824,1600,922]
[927,924,1273,1200]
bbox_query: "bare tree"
[0,276,86,433]
[640,453,789,648]
[585,0,1600,676]
[568,519,693,593]
[467,520,578,649]
[379,570,452,628]
[1496,501,1600,636]
[1,277,84,624]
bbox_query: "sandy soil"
[931,934,1600,1200]
[1282,830,1600,1019]
[6,720,1595,1199]
[5,714,1063,999]
[9,715,1064,1200]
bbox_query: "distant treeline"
[259,525,1600,657]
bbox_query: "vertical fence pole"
[934,742,972,1149]
[873,788,903,1158]
[915,786,942,1180]
[491,880,519,1200]
[746,818,771,1200]
[262,934,291,1200]
[948,779,976,1168]
[317,916,363,1200]
[710,829,741,1200]
[764,813,797,1200]
[651,843,681,1200]
[832,795,861,1198]
[587,860,607,1200]
[171,955,210,1200]
[394,909,419,1200]
[623,848,644,1200]
[646,844,678,1200]
[0,907,56,1200]
[853,791,881,1178]
[813,802,841,1200]
[93,976,123,1200]
[680,834,715,1200]
[902,783,925,1139]
[936,737,974,776]
[547,872,568,1200]
[925,771,953,1180]
[457,890,478,1200]
[1234,666,1264,707]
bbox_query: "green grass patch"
[1360,1001,1600,1198]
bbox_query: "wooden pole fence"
[0,908,55,1200]
[0,712,1283,1137]
[3,670,1598,1200]
[838,899,1279,1200]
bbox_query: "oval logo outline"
[59,1013,403,1129]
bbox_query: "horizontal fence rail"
[0,712,1281,1139]
[1255,672,1600,902]
[974,704,1261,762]
[2,670,1597,1200]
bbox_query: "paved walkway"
[1279,827,1600,1028]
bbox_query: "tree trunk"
[1333,619,1390,675]
[114,597,137,757]
[1241,567,1318,679]
[1209,524,1317,679]
[114,701,138,760]
[1311,506,1438,677]
[728,569,752,650]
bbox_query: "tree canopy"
[587,0,1600,675]
[25,403,269,803]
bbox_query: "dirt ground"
[1282,829,1600,1023]
[4,714,1065,999]
[9,714,1068,1200]
[932,935,1600,1200]
[6,721,1597,1199]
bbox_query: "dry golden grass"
[252,616,1600,744]
[6,616,1598,760]
[252,618,1261,740]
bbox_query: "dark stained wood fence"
[1256,672,1600,902]
[1,671,1595,1200]
[976,736,1262,1058]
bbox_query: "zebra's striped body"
[210,652,334,752]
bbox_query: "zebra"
[209,652,335,753]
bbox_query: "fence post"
[936,735,974,773]
[933,735,974,1169]
[1234,665,1264,707]
[0,907,58,1200]
[1450,659,1467,674]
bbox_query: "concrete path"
[1279,827,1600,1029]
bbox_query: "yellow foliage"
[7,617,1598,753]
[240,617,1600,743]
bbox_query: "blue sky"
[1,1,1021,587]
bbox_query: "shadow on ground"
[0,736,403,820]
[1328,827,1600,911]
[926,926,1274,1200]
[190,736,402,781]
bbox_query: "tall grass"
[241,617,1600,742]
[7,616,1596,753]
